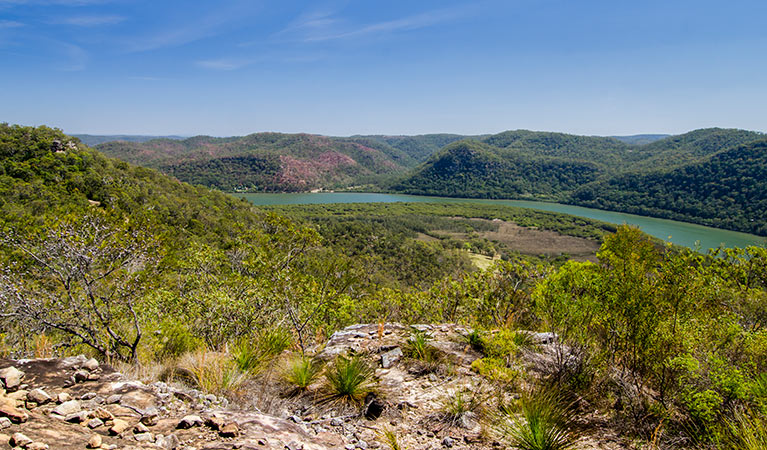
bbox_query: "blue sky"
[1,0,766,136]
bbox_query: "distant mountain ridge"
[73,134,187,146]
[92,127,767,235]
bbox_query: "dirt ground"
[479,220,600,261]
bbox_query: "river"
[235,192,765,251]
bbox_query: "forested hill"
[390,139,602,200]
[571,139,767,235]
[95,132,468,192]
[0,124,267,244]
[390,128,767,234]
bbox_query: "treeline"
[391,128,767,235]
[571,140,767,235]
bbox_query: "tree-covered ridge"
[0,124,265,244]
[571,139,767,236]
[96,132,467,192]
[391,128,767,234]
[390,139,602,199]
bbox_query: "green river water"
[236,192,765,251]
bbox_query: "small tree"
[0,213,159,362]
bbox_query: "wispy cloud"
[277,5,472,43]
[0,20,24,28]
[128,75,167,81]
[52,14,125,26]
[124,2,261,53]
[196,58,254,71]
[0,0,109,5]
[58,42,87,71]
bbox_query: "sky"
[1,0,766,137]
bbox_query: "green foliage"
[470,357,520,384]
[174,349,247,395]
[439,387,484,426]
[495,389,579,450]
[281,354,322,392]
[154,320,202,359]
[322,354,377,406]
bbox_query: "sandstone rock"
[65,410,92,423]
[380,347,403,369]
[74,370,90,382]
[154,433,180,450]
[27,388,52,405]
[0,417,10,429]
[80,392,98,400]
[27,443,49,450]
[94,407,113,421]
[52,399,81,416]
[177,414,204,429]
[0,400,29,423]
[83,358,100,371]
[219,422,239,438]
[441,437,455,448]
[134,422,149,433]
[87,418,104,428]
[57,392,72,403]
[10,432,33,447]
[140,406,159,426]
[205,415,225,431]
[105,394,122,404]
[0,367,24,391]
[134,432,154,442]
[109,418,131,435]
[87,434,102,449]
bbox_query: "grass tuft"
[322,354,377,406]
[281,354,322,392]
[495,388,579,450]
[175,349,247,395]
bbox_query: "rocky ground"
[0,324,629,450]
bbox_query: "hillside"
[1,125,766,449]
[73,134,186,146]
[391,128,767,234]
[571,139,767,235]
[95,133,459,192]
[389,140,602,199]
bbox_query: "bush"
[494,389,578,450]
[439,387,484,427]
[281,354,322,392]
[322,354,377,406]
[232,327,292,374]
[173,349,247,395]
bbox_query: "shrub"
[377,427,405,450]
[403,329,439,363]
[155,320,202,359]
[720,409,767,450]
[322,354,377,406]
[470,357,520,385]
[281,354,322,392]
[174,349,247,395]
[232,327,292,374]
[494,389,578,450]
[439,387,484,427]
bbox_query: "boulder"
[177,414,204,429]
[0,367,24,391]
[10,432,33,447]
[380,347,403,369]
[52,399,81,416]
[83,358,100,371]
[27,388,52,405]
[87,434,102,449]
[109,418,131,435]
